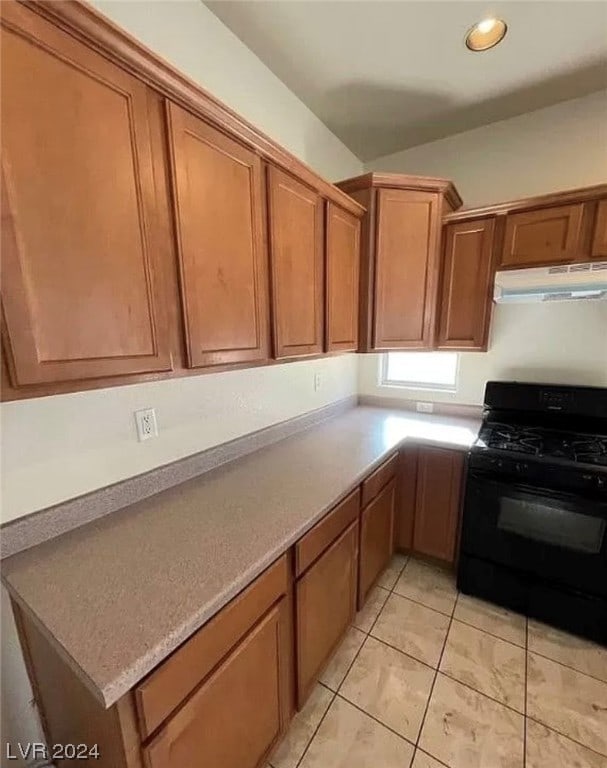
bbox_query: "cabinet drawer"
[296,521,358,706]
[295,488,360,576]
[135,555,288,738]
[361,453,398,507]
[359,478,396,607]
[144,603,286,768]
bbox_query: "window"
[381,352,459,391]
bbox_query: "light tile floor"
[268,555,607,768]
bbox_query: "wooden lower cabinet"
[413,448,464,564]
[394,448,419,551]
[358,479,396,607]
[145,603,287,768]
[295,521,358,706]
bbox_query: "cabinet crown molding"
[443,183,607,223]
[336,172,463,211]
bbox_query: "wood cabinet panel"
[437,218,496,351]
[374,189,441,349]
[359,479,396,607]
[395,448,418,552]
[296,521,358,706]
[166,103,270,368]
[268,167,323,358]
[361,452,399,507]
[592,199,607,258]
[413,448,464,564]
[145,602,287,768]
[500,204,585,268]
[0,10,172,386]
[136,556,288,738]
[326,202,361,352]
[295,488,360,577]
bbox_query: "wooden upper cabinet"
[592,199,607,258]
[437,218,496,351]
[326,202,361,352]
[500,203,585,268]
[374,188,442,349]
[0,7,172,386]
[413,448,464,564]
[267,167,323,358]
[166,103,270,367]
[336,174,462,352]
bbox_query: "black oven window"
[498,498,606,554]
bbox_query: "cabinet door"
[413,448,464,564]
[0,8,172,386]
[166,103,270,368]
[145,602,288,768]
[500,204,585,268]
[268,167,323,358]
[437,218,496,351]
[296,521,358,706]
[359,479,396,606]
[373,189,441,349]
[326,202,361,352]
[592,199,607,258]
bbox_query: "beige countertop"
[2,406,480,709]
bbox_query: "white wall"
[369,91,607,206]
[360,91,607,407]
[1,0,362,756]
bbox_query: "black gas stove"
[458,381,607,645]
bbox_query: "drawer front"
[295,521,358,707]
[361,453,398,507]
[500,204,585,268]
[295,488,360,576]
[144,603,285,768]
[359,479,396,607]
[136,555,288,738]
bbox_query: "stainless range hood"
[494,261,607,303]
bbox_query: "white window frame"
[379,351,459,393]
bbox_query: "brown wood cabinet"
[413,448,464,564]
[145,604,286,768]
[359,478,396,606]
[295,521,358,706]
[166,103,270,368]
[325,202,361,352]
[0,0,365,401]
[394,447,419,552]
[437,217,497,351]
[501,203,586,268]
[1,5,173,387]
[336,173,462,351]
[592,199,607,258]
[268,167,324,359]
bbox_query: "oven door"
[461,472,607,598]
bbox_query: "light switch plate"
[135,408,158,441]
[416,402,434,413]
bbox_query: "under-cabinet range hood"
[494,262,607,303]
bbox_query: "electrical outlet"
[416,402,434,414]
[135,408,158,441]
[314,372,322,392]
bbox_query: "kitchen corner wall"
[359,91,607,408]
[0,0,362,755]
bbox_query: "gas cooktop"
[474,423,607,467]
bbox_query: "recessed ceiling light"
[465,18,507,51]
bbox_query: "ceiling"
[205,1,607,161]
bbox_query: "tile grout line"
[524,713,607,759]
[411,578,459,759]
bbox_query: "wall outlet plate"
[135,408,158,441]
[416,402,434,413]
[314,373,322,391]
